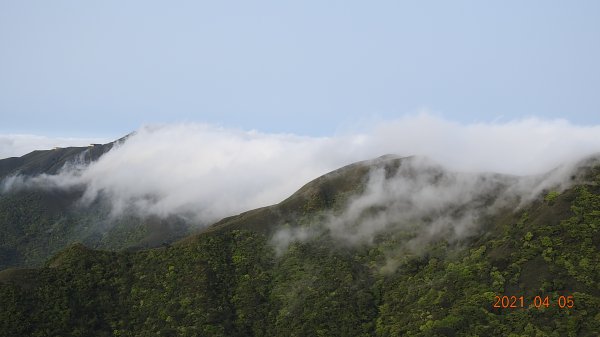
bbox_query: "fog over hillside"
[1,115,600,336]
[2,113,600,226]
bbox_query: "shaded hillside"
[0,136,192,270]
[0,142,114,179]
[0,156,599,336]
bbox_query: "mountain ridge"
[0,141,599,336]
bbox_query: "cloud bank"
[2,114,600,226]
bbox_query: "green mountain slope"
[0,142,115,179]
[0,156,599,336]
[0,138,192,270]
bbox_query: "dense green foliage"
[0,188,191,270]
[1,174,599,336]
[0,139,170,270]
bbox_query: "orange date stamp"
[493,295,574,309]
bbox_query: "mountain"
[0,138,192,270]
[0,151,599,336]
[0,142,114,179]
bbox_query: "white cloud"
[2,114,600,226]
[366,114,600,175]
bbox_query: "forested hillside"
[0,140,192,270]
[0,156,598,336]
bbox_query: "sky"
[1,0,599,146]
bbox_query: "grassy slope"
[0,142,115,179]
[0,158,598,336]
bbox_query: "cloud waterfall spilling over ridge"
[2,114,600,224]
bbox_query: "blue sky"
[1,1,599,139]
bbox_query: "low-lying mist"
[2,113,599,229]
[272,154,598,259]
